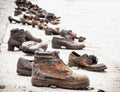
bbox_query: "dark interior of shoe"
[72,51,80,57]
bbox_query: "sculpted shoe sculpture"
[8,16,20,23]
[32,51,90,89]
[8,28,25,51]
[17,51,60,76]
[24,31,42,42]
[52,37,85,50]
[20,41,48,54]
[68,51,107,72]
[17,57,33,76]
[44,27,60,35]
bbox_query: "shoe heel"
[8,16,12,23]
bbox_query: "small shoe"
[20,41,48,54]
[52,37,85,50]
[17,57,33,76]
[8,16,20,23]
[68,51,107,72]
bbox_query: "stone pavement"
[0,0,15,51]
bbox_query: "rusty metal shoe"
[52,37,85,50]
[20,41,48,54]
[8,28,25,51]
[17,57,33,76]
[32,51,90,89]
[8,16,20,23]
[44,27,60,35]
[24,31,42,42]
[68,51,107,72]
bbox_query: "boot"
[68,51,107,72]
[20,41,48,54]
[32,51,90,89]
[8,16,20,23]
[17,51,60,76]
[44,27,60,35]
[24,31,42,42]
[8,28,25,51]
[52,37,85,50]
[17,57,33,76]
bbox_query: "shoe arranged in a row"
[17,51,107,89]
[8,28,86,51]
[7,0,108,90]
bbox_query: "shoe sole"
[17,68,31,76]
[32,77,89,89]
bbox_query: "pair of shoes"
[8,28,42,51]
[17,51,90,89]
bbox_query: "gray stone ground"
[0,0,120,92]
[0,0,15,51]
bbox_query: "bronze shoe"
[20,41,48,54]
[32,51,89,89]
[68,51,107,72]
[52,37,85,50]
[17,57,33,76]
[8,16,20,23]
[8,28,25,51]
